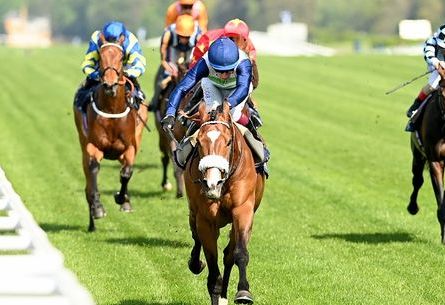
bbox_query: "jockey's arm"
[160,31,176,75]
[227,59,252,108]
[197,3,209,32]
[123,32,146,79]
[166,59,209,116]
[81,31,101,80]
[165,3,177,28]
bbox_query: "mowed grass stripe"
[0,46,444,304]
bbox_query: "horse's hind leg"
[407,146,425,215]
[429,161,445,243]
[114,164,133,212]
[161,151,172,191]
[115,146,135,212]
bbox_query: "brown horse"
[154,54,189,197]
[185,102,266,304]
[408,86,445,243]
[73,34,148,231]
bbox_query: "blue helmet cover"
[102,21,126,42]
[208,37,239,71]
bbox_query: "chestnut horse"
[74,35,148,231]
[185,102,266,304]
[154,54,189,197]
[408,87,445,243]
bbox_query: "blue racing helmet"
[208,37,239,71]
[102,21,126,42]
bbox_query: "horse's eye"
[226,139,232,147]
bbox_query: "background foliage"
[0,0,444,41]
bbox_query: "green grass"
[0,45,442,304]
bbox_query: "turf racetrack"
[0,46,443,304]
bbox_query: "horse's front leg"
[197,215,222,305]
[407,144,426,215]
[188,210,206,275]
[429,161,445,243]
[232,202,255,304]
[114,146,135,212]
[84,144,106,232]
[220,228,236,303]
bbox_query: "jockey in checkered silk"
[148,14,202,111]
[75,21,146,109]
[406,24,445,131]
[165,0,208,32]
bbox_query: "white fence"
[0,167,95,305]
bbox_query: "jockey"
[165,0,208,32]
[406,24,445,131]
[161,37,270,173]
[74,21,146,112]
[190,19,259,89]
[148,14,202,112]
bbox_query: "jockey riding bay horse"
[73,34,147,231]
[154,53,189,198]
[408,68,445,243]
[185,102,266,305]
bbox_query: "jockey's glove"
[161,115,175,130]
[89,71,100,81]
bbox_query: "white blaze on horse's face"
[207,130,221,145]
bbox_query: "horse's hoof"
[93,207,106,219]
[188,259,206,275]
[119,201,133,213]
[114,192,129,205]
[163,182,173,191]
[234,290,253,304]
[407,203,419,215]
[176,192,183,199]
[218,297,228,305]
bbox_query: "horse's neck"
[97,86,127,113]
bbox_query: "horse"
[73,34,148,231]
[154,54,189,197]
[408,85,445,243]
[184,101,266,304]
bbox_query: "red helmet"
[224,19,249,40]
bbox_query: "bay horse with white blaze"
[408,82,445,243]
[73,34,148,231]
[185,102,266,305]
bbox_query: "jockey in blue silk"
[74,21,146,111]
[161,37,270,174]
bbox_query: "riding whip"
[385,70,432,95]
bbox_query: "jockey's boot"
[245,120,270,164]
[74,78,100,113]
[406,98,422,118]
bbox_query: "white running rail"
[0,167,95,305]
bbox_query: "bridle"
[92,42,130,118]
[195,117,239,187]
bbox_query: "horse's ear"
[222,100,230,115]
[118,34,125,45]
[99,33,106,44]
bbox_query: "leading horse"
[73,34,148,231]
[185,102,266,304]
[408,84,445,243]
